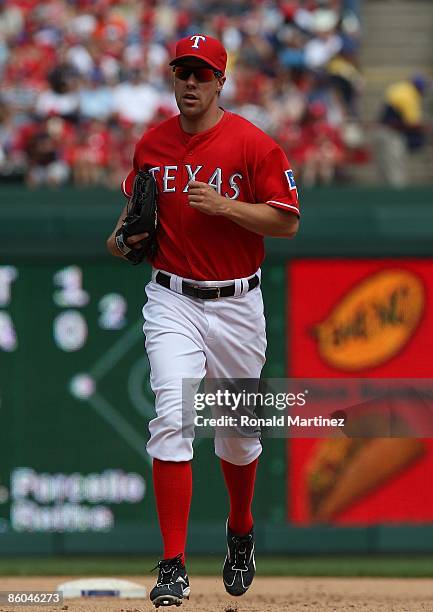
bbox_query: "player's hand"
[187,181,229,216]
[126,232,149,249]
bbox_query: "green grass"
[1,556,433,578]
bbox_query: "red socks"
[153,457,257,563]
[220,458,258,535]
[153,459,192,565]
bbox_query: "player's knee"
[147,419,194,462]
[214,437,262,466]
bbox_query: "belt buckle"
[195,285,220,300]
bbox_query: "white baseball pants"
[142,269,266,465]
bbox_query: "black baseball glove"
[115,170,158,265]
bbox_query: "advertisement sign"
[288,259,433,524]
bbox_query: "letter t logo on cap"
[170,34,227,73]
[190,35,206,48]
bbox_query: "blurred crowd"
[0,0,367,190]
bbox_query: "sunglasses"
[173,66,222,82]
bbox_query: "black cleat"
[223,521,255,596]
[150,554,190,607]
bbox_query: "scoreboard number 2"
[98,294,127,330]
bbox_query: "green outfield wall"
[1,185,432,258]
[0,186,432,556]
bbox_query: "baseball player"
[107,34,299,608]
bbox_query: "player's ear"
[217,76,226,93]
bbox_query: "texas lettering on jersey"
[148,164,243,199]
[121,111,300,280]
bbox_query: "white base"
[57,578,147,599]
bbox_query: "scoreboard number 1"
[53,266,90,307]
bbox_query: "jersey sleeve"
[121,147,139,198]
[254,146,300,217]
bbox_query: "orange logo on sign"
[313,270,424,371]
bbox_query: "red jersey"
[122,110,300,281]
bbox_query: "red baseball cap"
[169,34,227,74]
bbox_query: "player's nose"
[185,73,199,86]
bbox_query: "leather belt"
[155,271,260,300]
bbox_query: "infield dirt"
[1,576,433,611]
